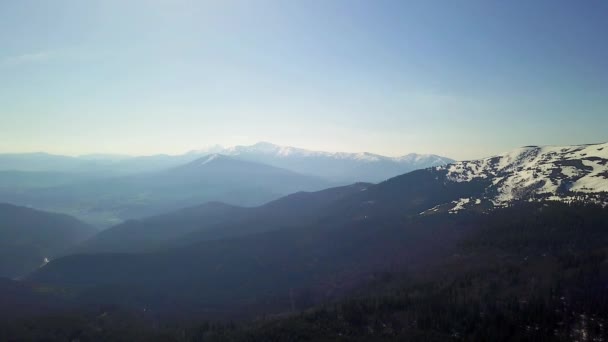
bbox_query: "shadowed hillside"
[0,204,95,278]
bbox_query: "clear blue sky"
[1,0,606,160]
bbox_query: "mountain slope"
[29,209,474,317]
[436,142,608,211]
[0,204,95,278]
[166,154,329,190]
[215,203,608,341]
[11,202,608,340]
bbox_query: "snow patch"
[449,198,471,214]
[443,142,608,206]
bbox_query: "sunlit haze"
[1,0,607,160]
[2,2,608,339]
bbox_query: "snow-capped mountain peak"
[188,142,454,183]
[195,142,451,164]
[437,142,608,209]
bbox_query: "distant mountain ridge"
[190,141,454,182]
[0,142,454,183]
[1,154,329,226]
[195,141,435,161]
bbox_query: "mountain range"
[0,154,330,226]
[1,141,607,340]
[0,142,454,183]
[0,142,453,226]
[66,140,606,260]
[191,141,454,182]
[23,142,608,319]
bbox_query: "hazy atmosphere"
[1,1,608,341]
[1,0,606,160]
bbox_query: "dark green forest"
[2,202,607,341]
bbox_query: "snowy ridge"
[435,142,608,212]
[188,142,454,182]
[193,142,453,165]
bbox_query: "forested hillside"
[3,203,608,341]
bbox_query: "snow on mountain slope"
[191,142,454,183]
[437,142,608,210]
[396,153,452,167]
[195,142,452,165]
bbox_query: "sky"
[0,0,607,160]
